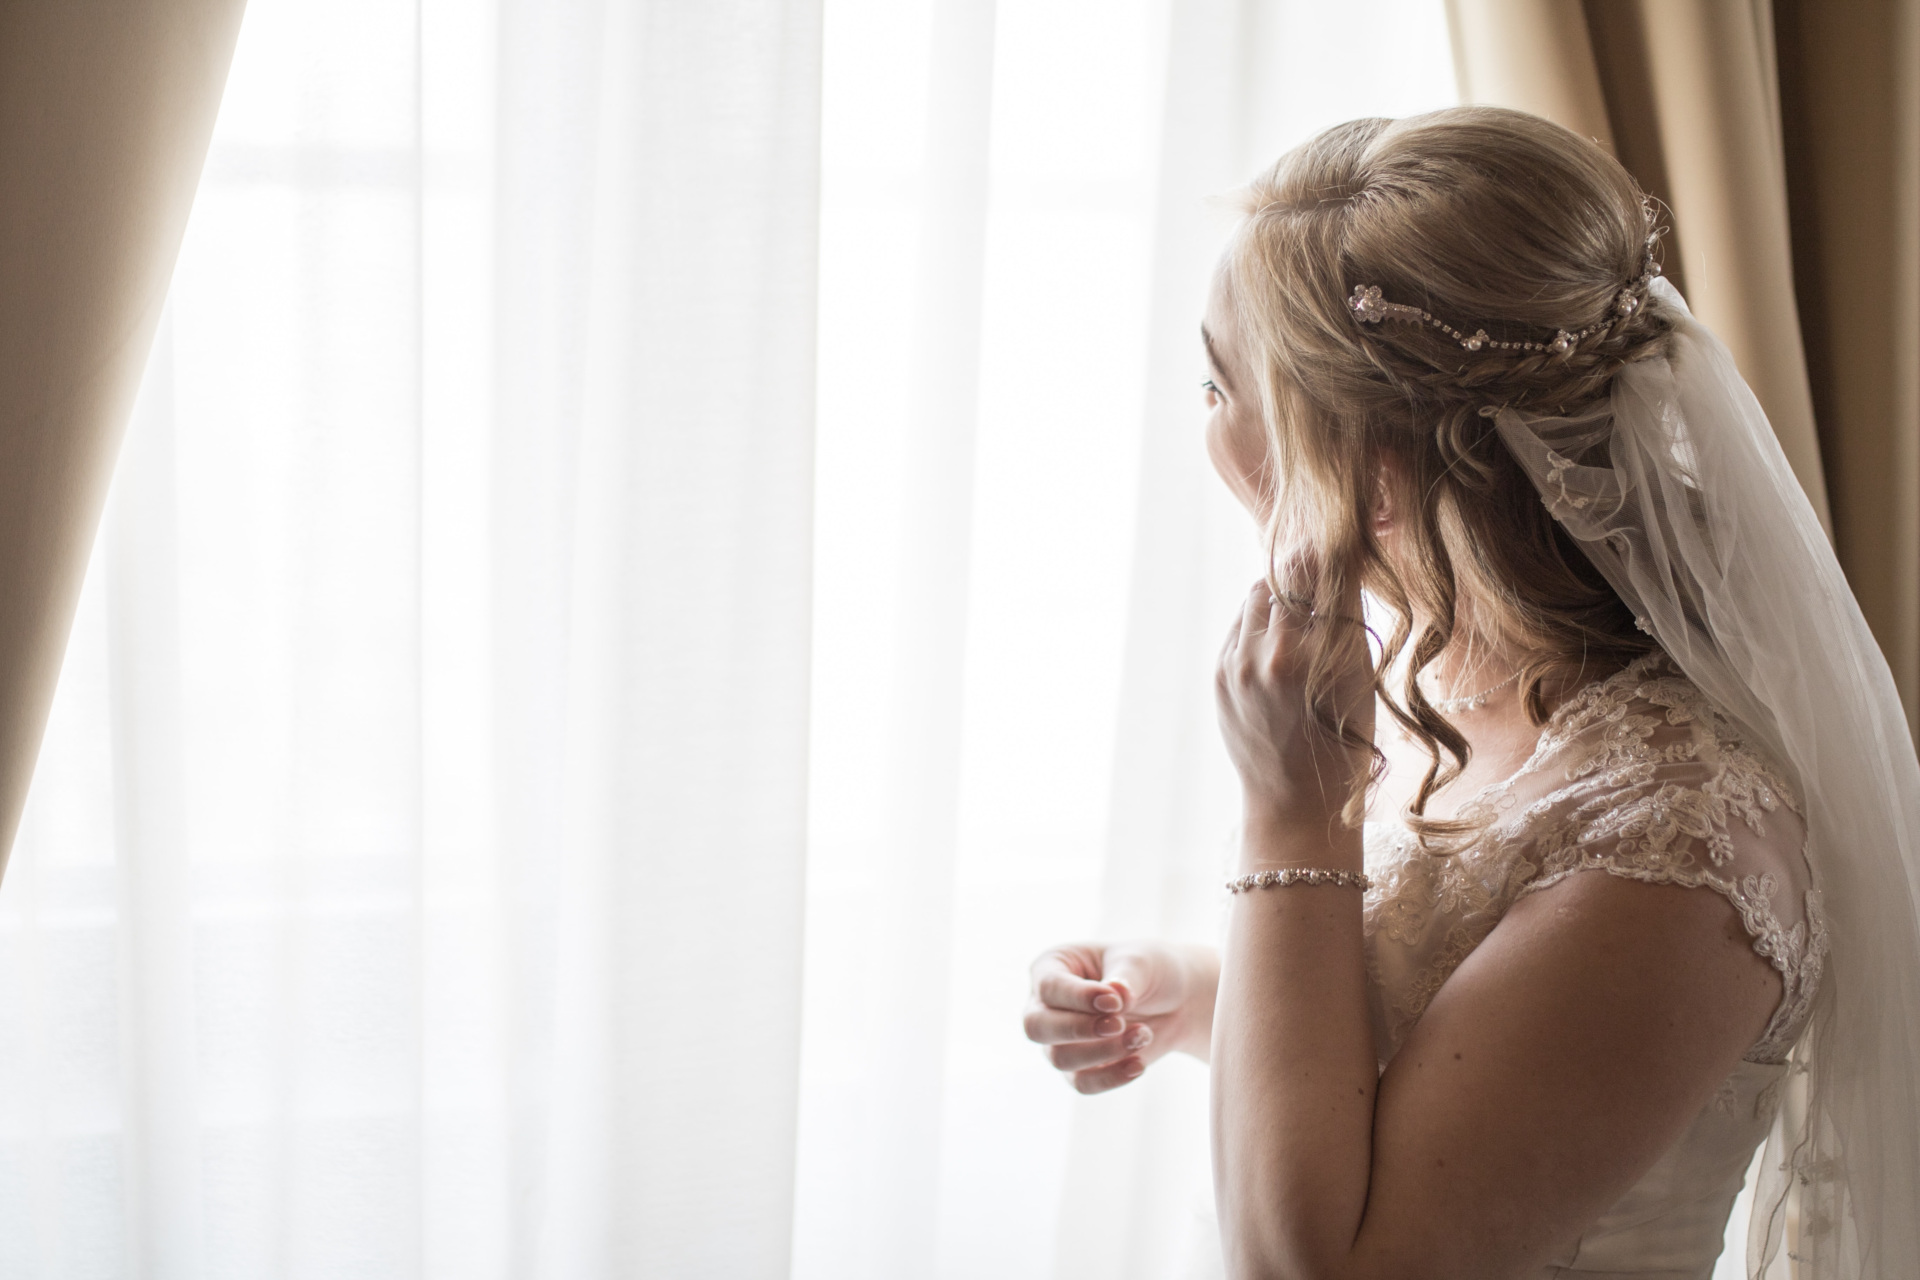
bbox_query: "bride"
[1023,107,1920,1279]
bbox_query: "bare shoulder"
[1484,867,1782,1059]
[1353,869,1779,1279]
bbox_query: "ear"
[1369,458,1397,535]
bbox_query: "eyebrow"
[1201,324,1235,394]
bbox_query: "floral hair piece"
[1348,237,1663,357]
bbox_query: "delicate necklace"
[1424,669,1519,714]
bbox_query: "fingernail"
[1095,1016,1124,1037]
[1092,992,1121,1013]
[1121,1057,1145,1080]
[1125,1026,1152,1050]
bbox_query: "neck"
[1407,622,1521,709]
[1370,625,1535,822]
[1377,659,1542,822]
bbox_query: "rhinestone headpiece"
[1348,235,1662,358]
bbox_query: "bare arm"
[1210,580,1780,1280]
[1214,834,1778,1279]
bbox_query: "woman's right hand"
[1023,940,1218,1094]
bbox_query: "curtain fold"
[857,2,996,1271]
[1774,0,1920,735]
[489,1,821,1272]
[1443,0,1613,146]
[0,0,248,881]
[109,317,206,1279]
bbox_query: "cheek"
[1205,407,1269,507]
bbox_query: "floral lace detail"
[1363,652,1828,1065]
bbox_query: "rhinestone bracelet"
[1226,867,1372,894]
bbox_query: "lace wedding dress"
[1370,652,1825,1277]
[1187,651,1828,1280]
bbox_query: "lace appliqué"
[1363,653,1828,1064]
[1543,449,1593,513]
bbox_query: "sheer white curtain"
[0,1,1452,1278]
[0,0,818,1275]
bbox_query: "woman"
[1023,108,1920,1279]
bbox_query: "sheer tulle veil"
[1488,277,1920,1277]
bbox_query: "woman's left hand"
[1214,573,1374,838]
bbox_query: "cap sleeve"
[1504,660,1827,1064]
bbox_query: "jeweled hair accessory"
[1348,240,1662,357]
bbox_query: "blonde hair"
[1227,106,1673,837]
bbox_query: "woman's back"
[1365,653,1822,1277]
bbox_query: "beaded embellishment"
[1422,669,1519,714]
[1227,867,1372,893]
[1348,237,1662,357]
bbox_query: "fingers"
[1031,954,1122,1015]
[1220,609,1251,677]
[1027,944,1177,1095]
[1071,1054,1146,1095]
[1099,949,1160,1015]
[1024,1004,1126,1045]
[1273,543,1324,600]
[1234,576,1319,652]
[1237,577,1270,650]
[1273,545,1367,633]
[1229,570,1367,645]
[1026,950,1129,1048]
[1046,1021,1153,1071]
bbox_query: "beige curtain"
[1446,0,1920,736]
[0,0,248,877]
[1773,0,1920,736]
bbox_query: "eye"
[1201,378,1223,407]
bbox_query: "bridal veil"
[1489,277,1920,1278]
